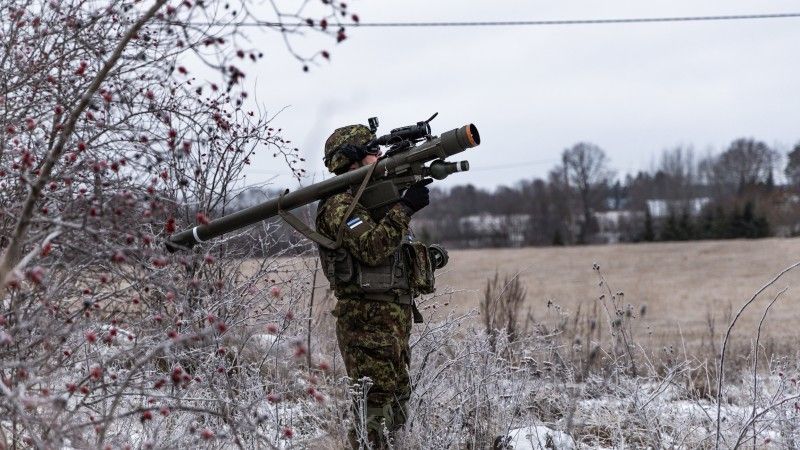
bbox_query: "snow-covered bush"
[0,0,354,446]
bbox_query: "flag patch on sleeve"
[346,216,364,229]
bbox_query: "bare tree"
[657,144,697,199]
[784,142,800,188]
[704,138,780,192]
[561,142,613,243]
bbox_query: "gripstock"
[165,123,480,252]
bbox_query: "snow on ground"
[505,424,576,450]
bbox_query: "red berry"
[200,428,214,440]
[171,366,183,384]
[89,366,103,381]
[25,266,45,284]
[152,257,168,268]
[111,251,126,263]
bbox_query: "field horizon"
[431,237,800,347]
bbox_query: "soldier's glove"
[401,179,433,214]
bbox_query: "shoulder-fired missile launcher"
[166,114,480,252]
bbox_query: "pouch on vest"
[356,248,410,294]
[319,246,355,285]
[403,242,435,295]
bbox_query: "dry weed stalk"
[480,270,527,351]
[714,260,800,448]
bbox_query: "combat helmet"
[324,124,375,174]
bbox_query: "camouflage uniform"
[316,124,417,447]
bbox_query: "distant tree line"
[647,202,770,242]
[219,138,800,253]
[415,138,800,248]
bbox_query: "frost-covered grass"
[2,257,800,449]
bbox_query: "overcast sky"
[236,1,800,191]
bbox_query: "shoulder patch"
[346,215,365,230]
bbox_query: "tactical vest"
[318,239,435,298]
[301,160,434,319]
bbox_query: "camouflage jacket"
[315,192,412,298]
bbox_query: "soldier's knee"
[366,404,395,430]
[391,401,408,429]
[348,405,394,449]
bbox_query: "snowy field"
[3,239,800,448]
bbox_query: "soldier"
[316,124,431,448]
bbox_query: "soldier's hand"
[401,179,433,214]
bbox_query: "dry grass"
[244,237,800,352]
[433,237,800,348]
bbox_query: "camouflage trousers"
[332,297,413,448]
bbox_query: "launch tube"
[166,123,479,252]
